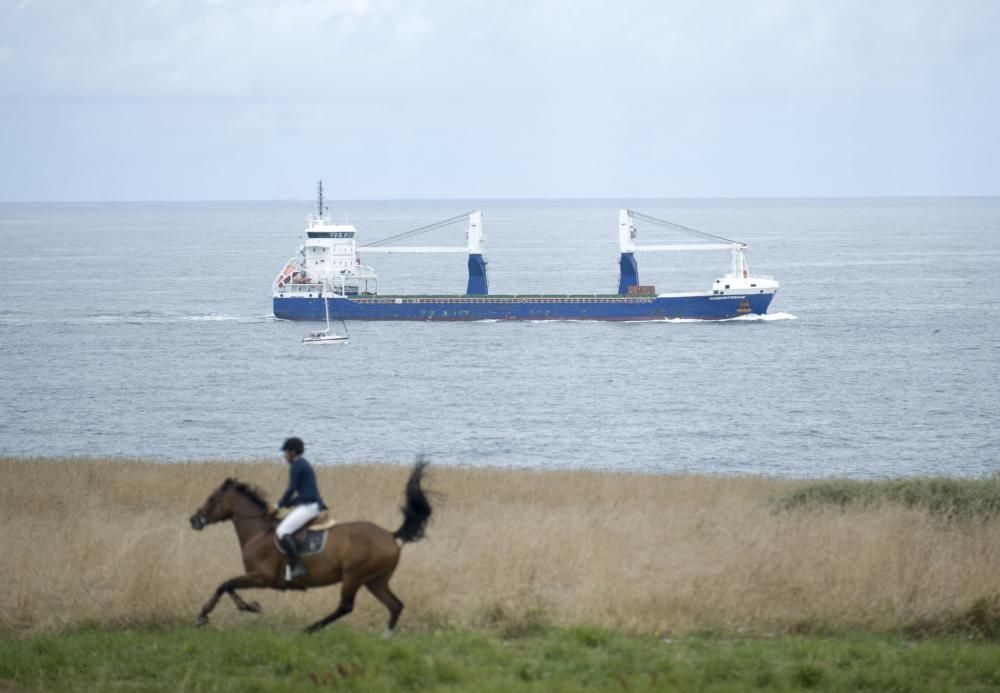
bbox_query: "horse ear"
[223,477,235,487]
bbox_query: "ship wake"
[664,311,798,323]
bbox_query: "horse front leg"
[196,574,268,626]
[228,590,262,614]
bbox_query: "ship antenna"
[316,180,324,218]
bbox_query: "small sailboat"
[301,295,349,345]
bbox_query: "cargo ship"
[272,184,778,321]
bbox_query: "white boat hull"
[301,334,348,345]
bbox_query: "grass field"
[1,458,999,690]
[2,458,1000,637]
[2,626,999,692]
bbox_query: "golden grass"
[1,457,998,636]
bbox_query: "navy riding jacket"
[277,456,327,509]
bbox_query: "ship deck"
[344,294,660,303]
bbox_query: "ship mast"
[316,180,324,218]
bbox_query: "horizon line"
[1,194,998,204]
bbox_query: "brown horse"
[189,461,432,634]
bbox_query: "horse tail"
[393,458,432,544]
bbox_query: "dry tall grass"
[1,458,998,636]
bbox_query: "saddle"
[274,512,336,557]
[307,511,336,532]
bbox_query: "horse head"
[190,478,238,530]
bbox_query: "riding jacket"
[277,456,327,509]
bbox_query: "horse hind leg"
[365,575,404,636]
[304,576,361,634]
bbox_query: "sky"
[0,0,997,201]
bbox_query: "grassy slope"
[2,626,999,692]
[774,477,1000,520]
[3,460,1000,690]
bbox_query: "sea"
[1,198,998,478]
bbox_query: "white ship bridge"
[273,182,486,300]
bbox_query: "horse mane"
[226,478,271,511]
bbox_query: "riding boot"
[279,535,307,581]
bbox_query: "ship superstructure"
[273,182,379,298]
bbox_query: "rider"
[275,437,327,581]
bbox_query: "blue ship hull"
[273,292,775,321]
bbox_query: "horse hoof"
[195,615,209,627]
[304,624,321,635]
[245,601,262,614]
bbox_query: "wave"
[182,314,275,322]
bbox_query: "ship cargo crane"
[360,211,488,295]
[617,209,750,295]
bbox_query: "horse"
[189,460,432,634]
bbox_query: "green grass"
[774,477,1000,520]
[2,626,999,692]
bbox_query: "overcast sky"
[1,0,997,201]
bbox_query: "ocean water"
[1,198,998,478]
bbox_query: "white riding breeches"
[276,503,321,538]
